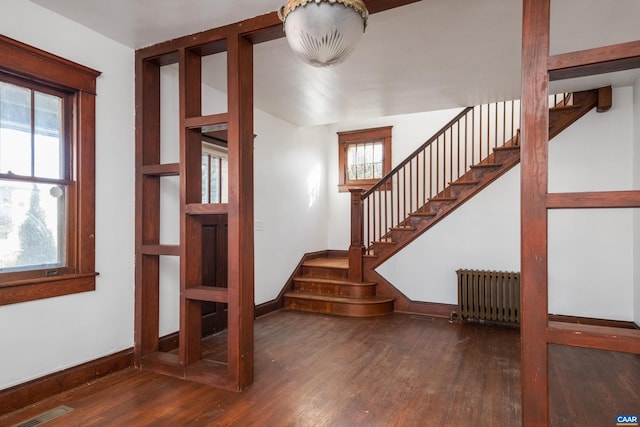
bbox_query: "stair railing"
[349,94,571,279]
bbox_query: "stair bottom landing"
[285,256,394,317]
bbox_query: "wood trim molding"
[0,274,97,306]
[0,349,133,415]
[0,35,99,306]
[0,35,100,93]
[364,267,457,318]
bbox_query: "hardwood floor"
[1,311,638,426]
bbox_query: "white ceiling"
[30,0,640,126]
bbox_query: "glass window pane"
[0,180,66,271]
[210,156,219,204]
[364,143,374,166]
[34,91,63,179]
[347,145,357,168]
[0,82,32,176]
[373,142,383,163]
[201,154,209,203]
[220,157,228,203]
[374,162,383,178]
[348,164,357,181]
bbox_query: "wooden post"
[348,188,365,282]
[226,33,255,390]
[521,0,550,425]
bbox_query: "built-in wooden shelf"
[184,113,228,129]
[140,163,180,176]
[183,286,228,303]
[140,244,181,256]
[185,203,228,215]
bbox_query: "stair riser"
[285,298,394,317]
[471,167,499,181]
[426,200,455,214]
[493,149,519,164]
[407,215,434,228]
[389,229,411,242]
[293,281,376,298]
[449,185,475,198]
[302,265,348,280]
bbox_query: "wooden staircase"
[360,88,607,271]
[284,256,394,317]
[284,88,609,317]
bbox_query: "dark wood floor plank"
[1,311,637,426]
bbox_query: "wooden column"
[520,0,550,425]
[180,48,205,365]
[226,34,255,390]
[134,57,161,364]
[348,188,365,282]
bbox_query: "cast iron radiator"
[456,269,520,324]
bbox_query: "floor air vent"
[12,406,73,427]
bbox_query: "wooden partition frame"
[134,12,280,391]
[134,0,420,392]
[520,1,640,425]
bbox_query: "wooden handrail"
[363,106,474,198]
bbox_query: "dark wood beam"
[547,191,640,209]
[137,0,424,60]
[548,40,640,81]
[364,0,422,14]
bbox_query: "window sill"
[338,181,391,193]
[339,184,368,193]
[0,272,98,306]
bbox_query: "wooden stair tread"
[429,197,457,202]
[373,239,396,245]
[470,162,502,168]
[302,257,349,269]
[285,291,394,304]
[493,145,520,152]
[409,212,436,217]
[549,104,582,111]
[293,277,376,287]
[390,226,417,231]
[449,180,480,186]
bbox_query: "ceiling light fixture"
[278,0,369,67]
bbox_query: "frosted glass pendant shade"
[279,0,368,67]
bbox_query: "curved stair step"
[284,291,394,317]
[293,277,377,298]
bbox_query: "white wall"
[254,111,330,304]
[634,79,640,326]
[0,1,135,389]
[548,87,634,320]
[355,88,636,321]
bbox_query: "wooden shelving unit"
[134,13,283,391]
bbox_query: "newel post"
[348,188,365,282]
